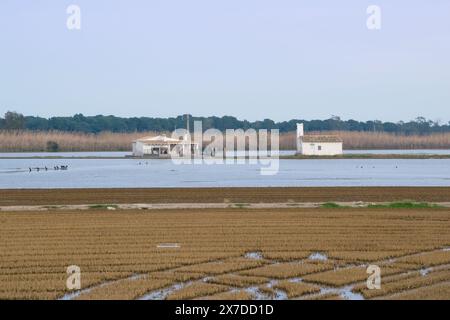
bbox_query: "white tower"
[296,123,304,153]
[296,123,304,137]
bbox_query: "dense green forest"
[1,111,449,135]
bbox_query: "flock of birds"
[29,165,69,172]
[356,165,399,169]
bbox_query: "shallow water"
[245,286,271,300]
[419,268,432,276]
[244,252,264,260]
[267,280,288,300]
[0,155,449,188]
[339,286,365,300]
[308,252,328,261]
[318,286,364,300]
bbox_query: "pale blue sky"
[0,0,449,122]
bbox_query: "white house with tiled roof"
[296,123,343,156]
[132,134,199,158]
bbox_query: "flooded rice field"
[2,208,449,300]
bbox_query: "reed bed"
[0,130,161,152]
[1,130,450,152]
[279,131,450,150]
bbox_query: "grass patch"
[367,202,442,209]
[321,202,347,209]
[320,201,442,209]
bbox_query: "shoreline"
[282,154,450,159]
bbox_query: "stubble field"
[1,206,449,300]
[1,187,449,206]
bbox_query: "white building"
[132,134,199,158]
[296,123,343,156]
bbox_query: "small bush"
[46,140,59,152]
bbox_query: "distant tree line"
[1,111,450,135]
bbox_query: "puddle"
[243,280,288,300]
[419,268,432,276]
[272,289,288,300]
[267,280,288,300]
[139,282,189,300]
[443,247,450,252]
[245,287,271,300]
[339,286,364,300]
[60,288,91,300]
[317,286,364,301]
[308,252,328,261]
[244,252,263,260]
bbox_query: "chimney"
[297,123,304,138]
[296,123,304,154]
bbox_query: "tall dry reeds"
[279,131,450,150]
[338,131,450,149]
[0,130,450,152]
[0,130,161,152]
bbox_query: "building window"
[318,145,322,151]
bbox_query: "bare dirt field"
[1,206,449,300]
[1,187,449,206]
